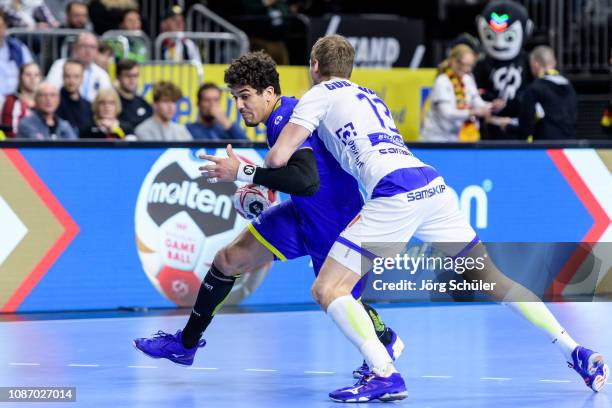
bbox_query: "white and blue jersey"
[288,80,479,275]
[289,79,427,198]
[248,96,365,274]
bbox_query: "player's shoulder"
[301,82,331,98]
[268,96,297,127]
[278,95,299,109]
[303,79,357,98]
[266,96,298,144]
[317,79,366,94]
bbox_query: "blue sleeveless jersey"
[259,96,364,272]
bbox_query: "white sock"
[327,295,395,376]
[503,285,578,363]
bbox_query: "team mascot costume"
[474,0,533,139]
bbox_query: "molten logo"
[145,161,237,236]
[149,180,232,219]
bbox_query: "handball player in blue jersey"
[134,51,403,376]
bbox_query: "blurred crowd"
[0,0,610,141]
[0,1,250,141]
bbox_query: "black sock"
[361,302,393,346]
[181,264,237,349]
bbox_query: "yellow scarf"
[446,68,479,142]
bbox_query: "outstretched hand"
[199,144,240,183]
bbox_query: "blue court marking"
[0,303,610,407]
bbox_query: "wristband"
[237,161,257,183]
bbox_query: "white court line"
[186,367,218,370]
[304,371,335,374]
[422,375,452,379]
[0,310,326,325]
[128,365,158,369]
[480,377,512,381]
[68,364,100,367]
[539,379,571,383]
[245,368,277,372]
[9,363,40,366]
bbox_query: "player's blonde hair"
[310,35,355,79]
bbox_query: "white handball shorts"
[328,167,479,275]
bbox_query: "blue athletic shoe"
[330,372,408,402]
[133,330,206,366]
[352,328,405,378]
[569,346,609,392]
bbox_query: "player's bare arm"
[265,122,312,168]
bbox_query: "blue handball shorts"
[247,200,368,299]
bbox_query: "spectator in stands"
[159,5,201,64]
[115,59,151,128]
[119,7,140,30]
[0,0,59,29]
[80,88,134,139]
[421,44,502,142]
[56,59,93,134]
[61,1,90,29]
[135,81,192,141]
[187,83,247,140]
[113,8,147,63]
[88,0,138,36]
[0,62,40,137]
[57,2,90,56]
[16,82,77,139]
[95,41,114,73]
[518,45,577,140]
[226,0,292,65]
[46,32,112,102]
[0,11,33,96]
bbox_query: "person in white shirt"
[0,10,33,96]
[46,32,111,102]
[422,44,503,142]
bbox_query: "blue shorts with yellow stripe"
[248,200,319,270]
[247,200,369,298]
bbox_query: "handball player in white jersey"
[205,35,608,403]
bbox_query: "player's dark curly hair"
[224,51,281,95]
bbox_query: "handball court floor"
[1,303,611,408]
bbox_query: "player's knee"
[311,279,336,310]
[213,246,243,277]
[311,280,325,306]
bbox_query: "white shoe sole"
[590,353,609,392]
[378,390,409,401]
[132,340,193,367]
[330,390,408,403]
